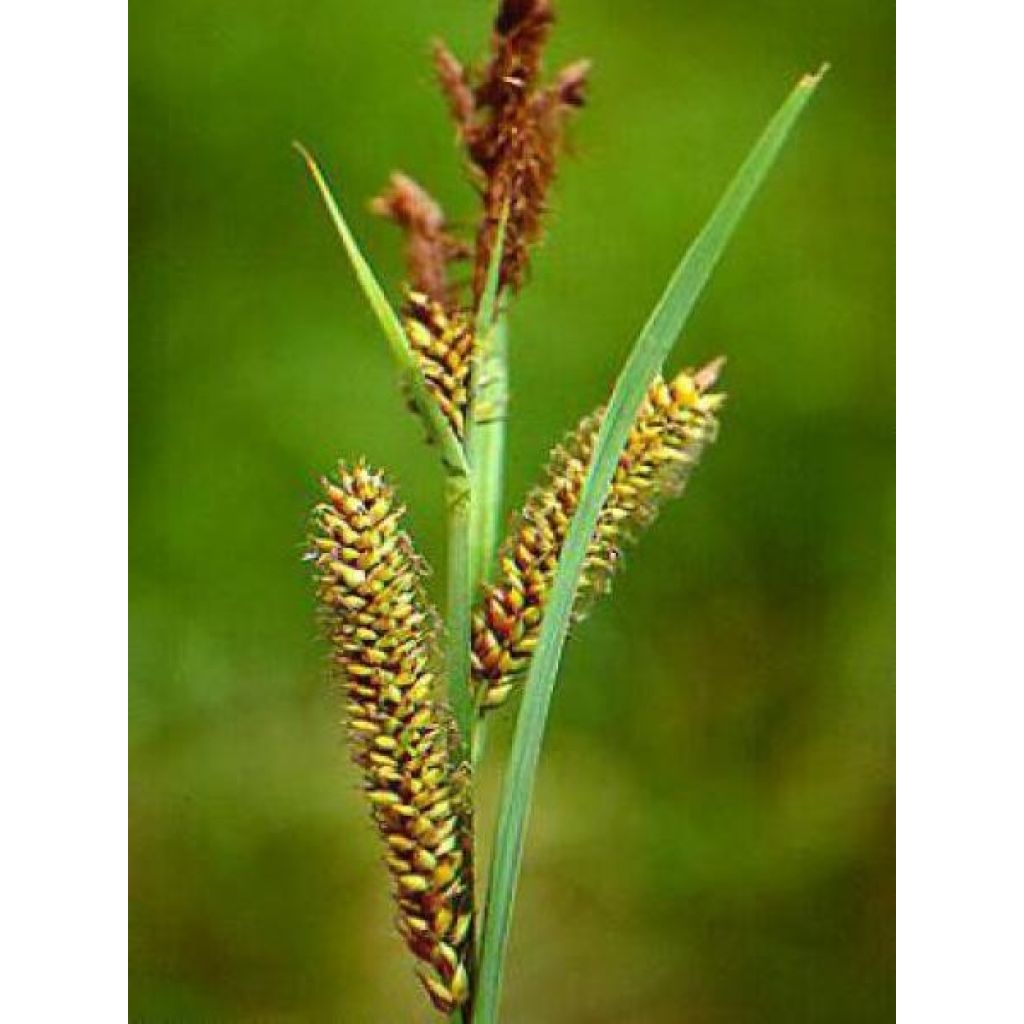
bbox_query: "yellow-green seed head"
[309,462,473,1015]
[403,290,475,438]
[472,362,725,712]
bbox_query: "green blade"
[294,142,469,480]
[473,66,827,1024]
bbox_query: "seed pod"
[472,361,726,713]
[309,463,473,1014]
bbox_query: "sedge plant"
[299,3,825,1020]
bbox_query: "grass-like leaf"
[473,66,828,1024]
[294,142,469,480]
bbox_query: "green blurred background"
[130,0,894,1020]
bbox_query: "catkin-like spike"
[472,362,726,713]
[433,0,590,298]
[309,463,473,1015]
[402,290,475,438]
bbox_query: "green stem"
[466,210,509,767]
[445,473,475,1024]
[445,473,474,756]
[467,318,508,593]
[467,318,508,767]
[452,211,509,1022]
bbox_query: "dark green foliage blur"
[130,0,894,1019]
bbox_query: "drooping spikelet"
[370,172,470,307]
[402,290,475,438]
[471,361,726,712]
[309,463,473,1014]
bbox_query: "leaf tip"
[293,140,332,196]
[800,62,831,89]
[291,139,315,166]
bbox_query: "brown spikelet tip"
[471,367,725,713]
[551,58,591,109]
[308,462,473,1015]
[494,0,553,46]
[370,172,469,304]
[433,0,589,298]
[433,39,476,136]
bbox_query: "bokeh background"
[130,0,894,1020]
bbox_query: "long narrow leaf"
[294,142,469,479]
[473,66,827,1024]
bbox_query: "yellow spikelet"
[471,361,726,712]
[403,290,475,438]
[309,463,472,1015]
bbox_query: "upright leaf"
[473,66,828,1024]
[295,142,469,479]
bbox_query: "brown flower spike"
[309,464,472,1014]
[373,0,588,447]
[434,0,590,296]
[471,361,726,712]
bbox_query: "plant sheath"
[445,213,508,1024]
[466,212,509,766]
[467,318,508,594]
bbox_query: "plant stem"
[445,473,475,1024]
[467,318,508,593]
[441,212,509,1024]
[467,210,509,767]
[467,318,508,765]
[447,207,506,762]
[445,472,475,756]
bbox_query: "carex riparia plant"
[298,3,825,1019]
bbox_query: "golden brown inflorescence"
[471,362,726,712]
[309,464,473,1015]
[402,290,475,439]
